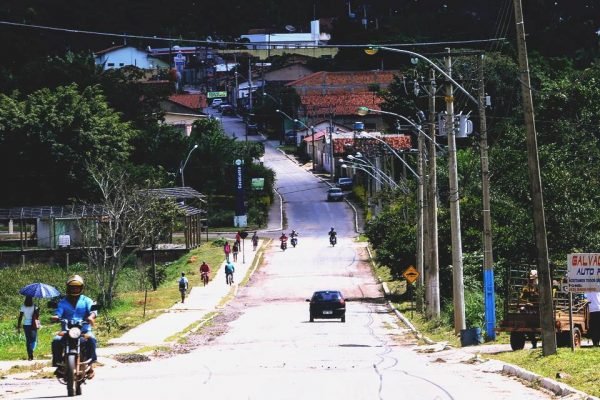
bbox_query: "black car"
[246,123,259,135]
[306,290,346,322]
[220,104,236,116]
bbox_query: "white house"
[241,20,331,50]
[94,45,166,70]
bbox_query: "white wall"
[95,47,155,70]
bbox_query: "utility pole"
[329,113,335,183]
[513,0,556,355]
[248,62,253,111]
[478,54,496,340]
[445,49,465,333]
[427,68,440,319]
[233,53,239,110]
[416,122,425,312]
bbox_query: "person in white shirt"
[16,296,38,360]
[585,291,600,347]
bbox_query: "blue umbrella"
[19,283,61,298]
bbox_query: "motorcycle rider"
[290,230,298,246]
[51,275,97,378]
[279,232,288,250]
[328,227,337,244]
[199,261,210,285]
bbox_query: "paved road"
[0,110,560,399]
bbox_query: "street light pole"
[445,49,466,334]
[180,144,199,187]
[293,118,316,172]
[427,68,441,319]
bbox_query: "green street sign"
[251,178,265,191]
[207,91,227,99]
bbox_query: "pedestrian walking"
[178,272,189,303]
[232,241,239,262]
[235,231,242,249]
[252,232,259,251]
[585,291,600,346]
[16,295,39,360]
[223,241,231,262]
[225,260,235,285]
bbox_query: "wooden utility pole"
[513,0,556,355]
[416,123,425,312]
[478,54,496,340]
[426,68,440,319]
[445,49,466,333]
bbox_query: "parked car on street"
[211,99,224,108]
[337,177,353,191]
[306,290,346,322]
[246,123,259,135]
[220,104,236,116]
[327,187,344,202]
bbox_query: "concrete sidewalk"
[102,239,265,354]
[0,240,266,372]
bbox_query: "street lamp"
[341,163,401,190]
[357,107,445,153]
[180,144,198,187]
[294,118,316,172]
[362,48,468,334]
[354,130,420,181]
[363,46,499,339]
[341,157,403,191]
[275,109,293,145]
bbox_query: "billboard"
[567,253,600,293]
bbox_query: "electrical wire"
[0,20,506,49]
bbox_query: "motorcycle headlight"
[68,327,82,339]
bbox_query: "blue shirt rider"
[51,275,98,378]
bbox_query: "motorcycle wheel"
[66,354,77,397]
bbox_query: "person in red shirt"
[223,241,231,262]
[199,261,210,286]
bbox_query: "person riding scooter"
[328,227,337,246]
[290,230,299,247]
[279,232,288,251]
[51,275,97,379]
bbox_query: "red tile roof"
[286,70,401,117]
[168,94,207,111]
[287,70,400,88]
[335,135,412,154]
[300,92,383,116]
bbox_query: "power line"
[0,20,506,49]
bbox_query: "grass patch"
[0,241,226,361]
[488,347,600,397]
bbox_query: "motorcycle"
[280,239,288,251]
[291,237,298,248]
[330,235,337,247]
[56,319,94,397]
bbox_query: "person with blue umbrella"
[17,282,61,361]
[16,295,39,360]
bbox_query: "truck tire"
[573,327,582,348]
[510,332,526,350]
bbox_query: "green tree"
[0,83,137,206]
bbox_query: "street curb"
[363,248,598,400]
[501,364,599,399]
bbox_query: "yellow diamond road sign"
[403,265,419,284]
